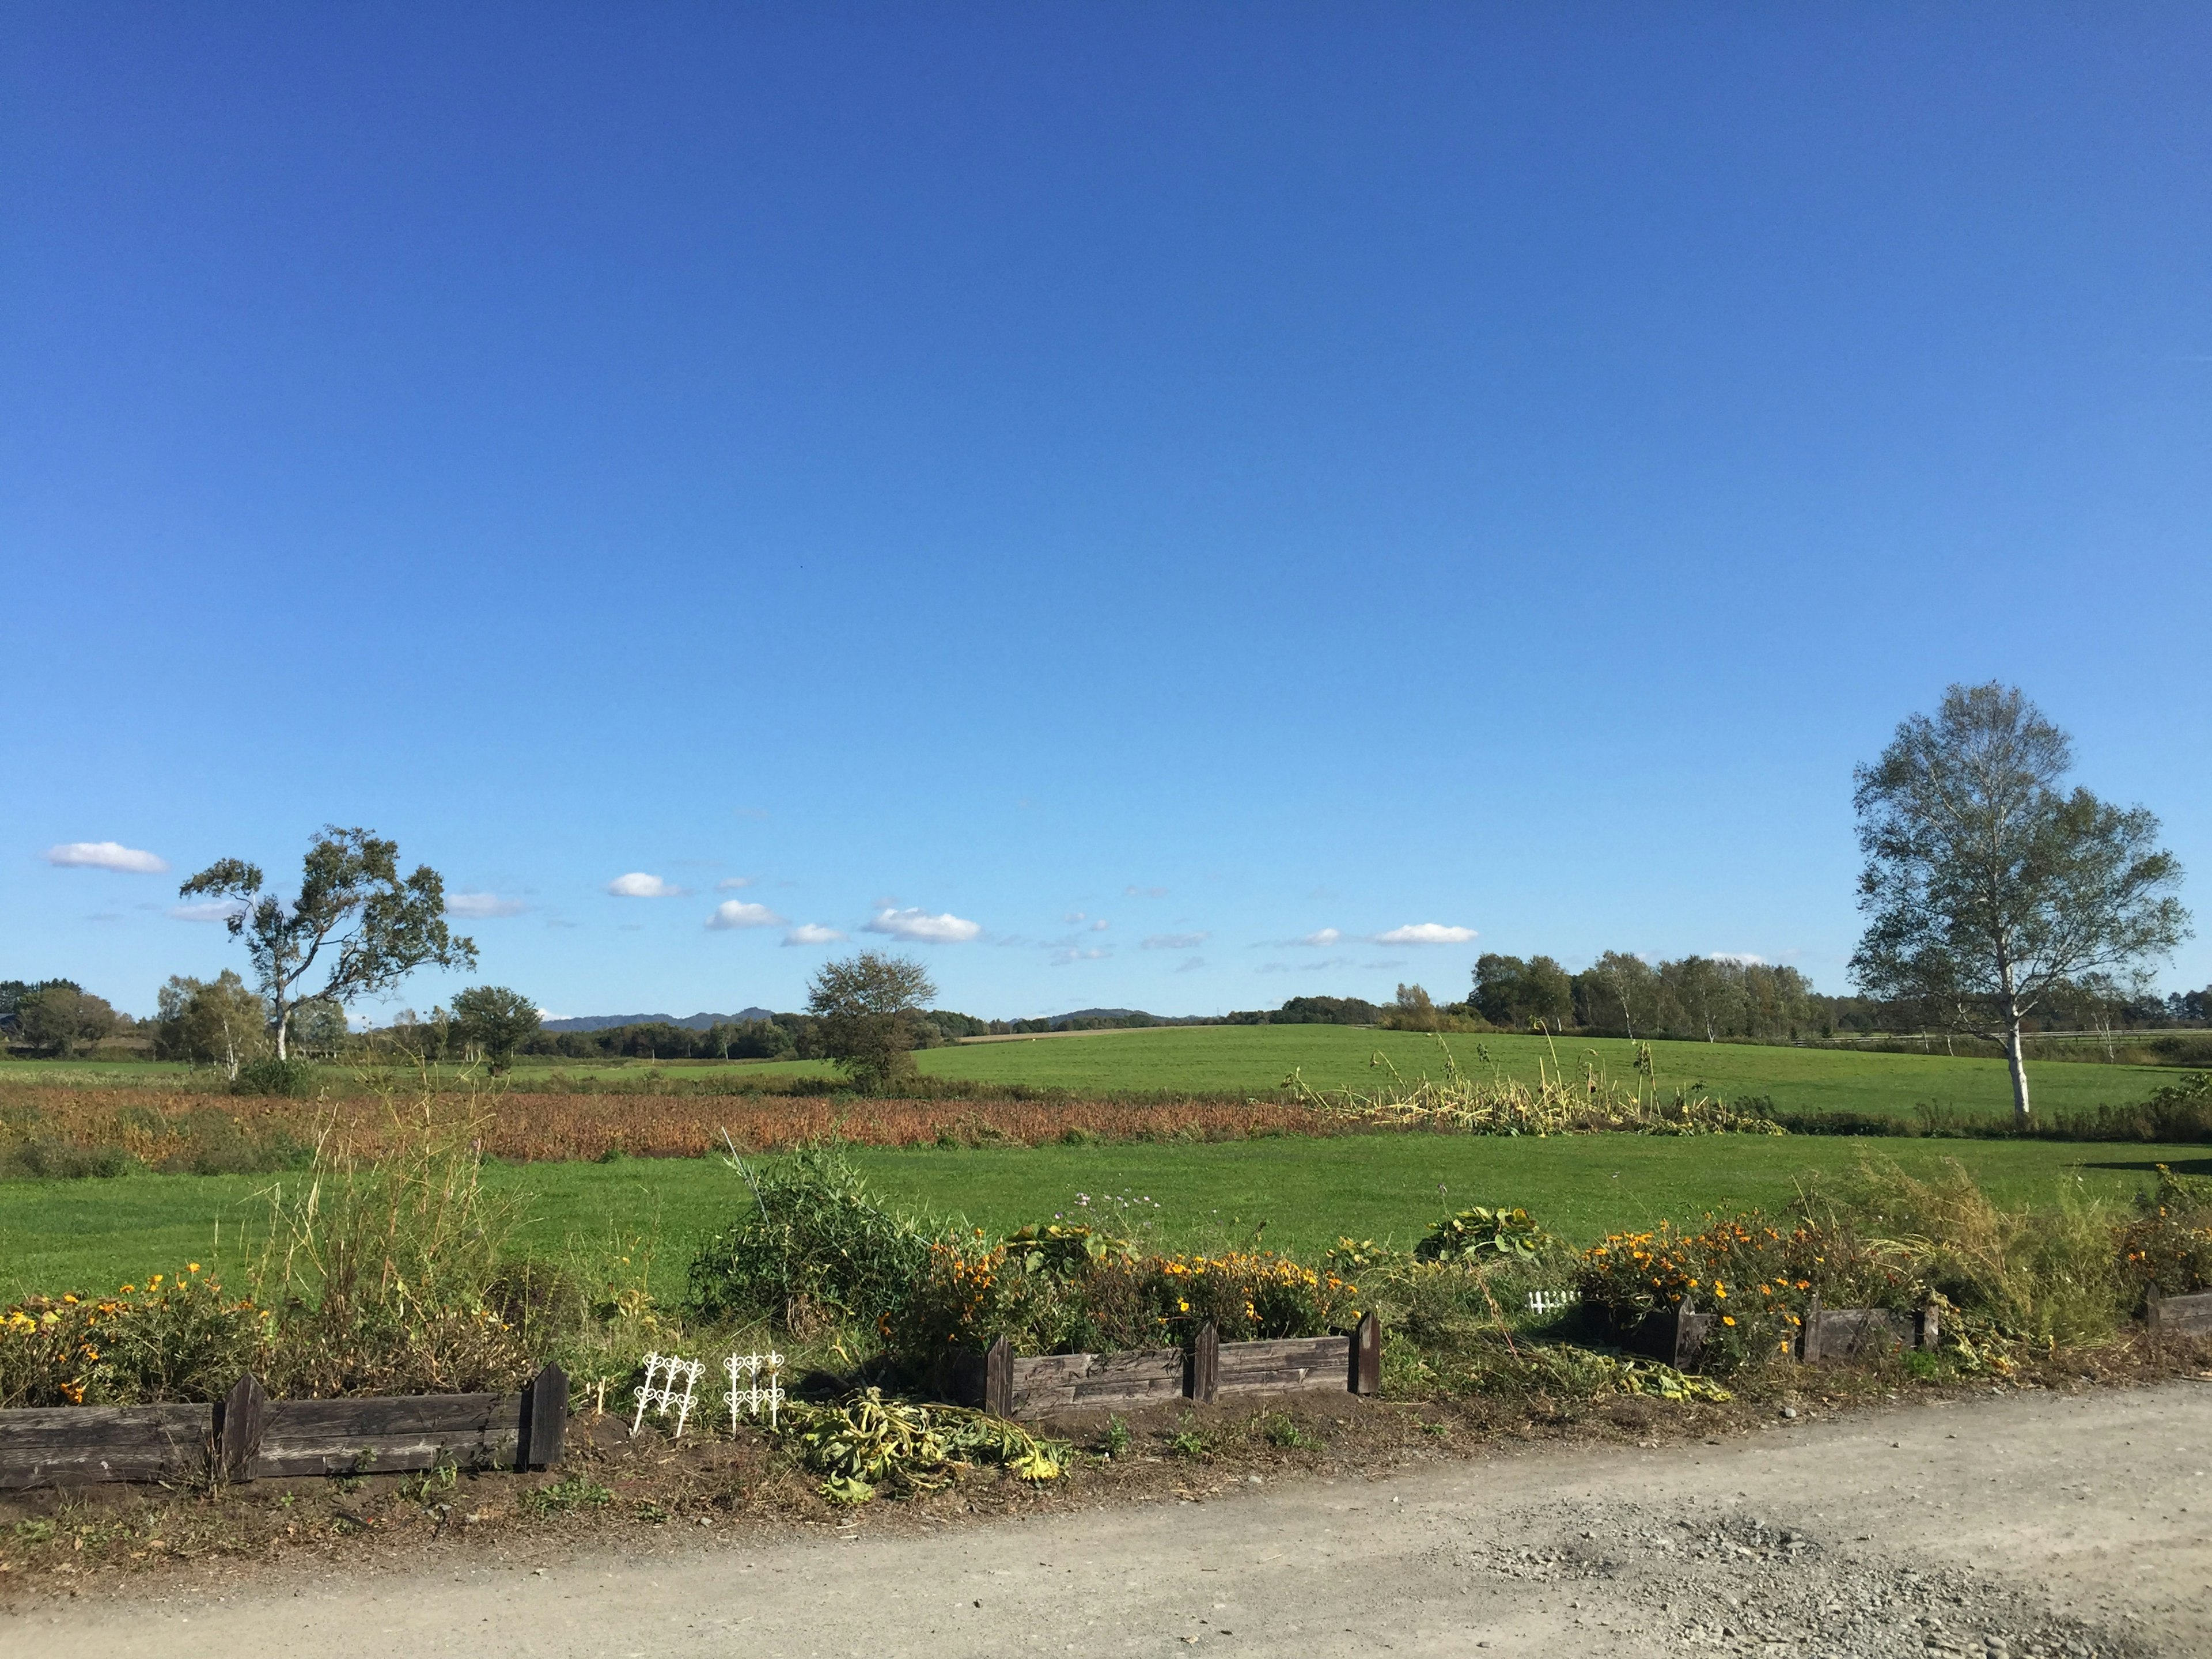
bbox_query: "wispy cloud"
[1711,951,1767,965]
[707,900,786,930]
[866,907,983,944]
[170,899,245,923]
[1374,922,1476,945]
[1257,956,1353,975]
[47,841,168,874]
[1051,946,1110,966]
[1124,885,1168,899]
[446,891,529,919]
[1142,931,1210,950]
[606,872,683,898]
[783,923,846,946]
[1296,928,1341,947]
[716,877,756,891]
[1175,956,1209,974]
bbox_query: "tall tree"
[1850,683,2190,1124]
[450,985,540,1073]
[179,827,477,1059]
[805,950,937,1093]
[153,970,268,1079]
[12,985,119,1058]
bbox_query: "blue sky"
[5,5,2208,1021]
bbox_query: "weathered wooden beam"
[983,1336,1014,1418]
[1189,1323,1219,1404]
[0,1404,212,1489]
[217,1371,267,1484]
[521,1362,568,1470]
[1352,1312,1382,1396]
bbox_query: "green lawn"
[6,1131,2198,1306]
[833,1025,2162,1119]
[14,1027,2177,1121]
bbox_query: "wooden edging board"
[0,1363,567,1491]
[975,1315,1382,1418]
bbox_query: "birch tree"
[1849,683,2188,1124]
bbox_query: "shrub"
[1578,1213,1908,1371]
[0,1266,266,1408]
[2120,1166,2212,1300]
[888,1238,1359,1357]
[685,1149,934,1333]
[232,1056,316,1097]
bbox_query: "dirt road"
[14,1382,2211,1657]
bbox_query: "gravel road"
[14,1382,2210,1657]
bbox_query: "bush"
[2118,1166,2212,1302]
[232,1056,316,1097]
[685,1149,934,1333]
[0,1266,266,1407]
[887,1238,1359,1357]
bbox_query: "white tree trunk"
[2005,1017,2032,1124]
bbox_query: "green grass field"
[6,1131,2199,1307]
[12,1026,2180,1120]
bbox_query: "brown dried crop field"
[0,1082,1354,1168]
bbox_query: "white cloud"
[865,907,982,944]
[783,923,847,946]
[1124,885,1168,898]
[1091,918,1109,932]
[1711,952,1767,965]
[1175,956,1209,974]
[1051,946,1110,966]
[707,900,785,930]
[46,841,168,874]
[170,899,245,923]
[716,877,755,891]
[1142,931,1210,950]
[606,872,682,898]
[446,891,529,919]
[1064,911,1088,923]
[1294,928,1342,947]
[1374,922,1477,945]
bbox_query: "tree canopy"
[1850,682,2190,1122]
[805,950,938,1093]
[179,826,477,1059]
[451,985,541,1073]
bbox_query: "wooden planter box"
[0,1364,568,1491]
[1618,1298,1940,1370]
[960,1315,1382,1419]
[2146,1287,2212,1336]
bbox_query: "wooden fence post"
[216,1371,266,1484]
[2147,1285,2164,1334]
[1801,1294,1822,1363]
[1918,1300,1941,1353]
[984,1336,1014,1418]
[1189,1323,1218,1404]
[1351,1312,1381,1396]
[521,1362,569,1469]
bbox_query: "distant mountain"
[543,1009,775,1033]
[1049,1007,1149,1028]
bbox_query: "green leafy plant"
[1099,1416,1131,1458]
[686,1148,933,1335]
[523,1474,613,1514]
[778,1388,1067,1504]
[1415,1206,1555,1263]
[1168,1419,1210,1460]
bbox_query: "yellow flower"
[188,1263,201,1273]
[1721,1316,1736,1326]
